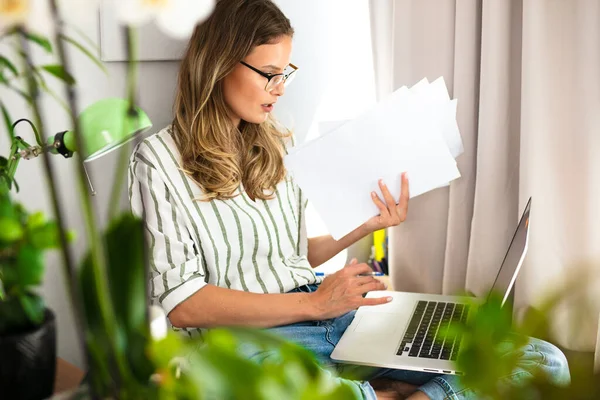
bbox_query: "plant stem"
[47,0,131,389]
[125,28,139,109]
[108,27,138,221]
[16,32,91,375]
[108,140,132,220]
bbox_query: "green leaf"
[0,176,10,194]
[23,31,52,53]
[32,68,70,114]
[196,345,265,399]
[0,262,18,295]
[104,213,153,381]
[35,76,70,114]
[0,296,34,335]
[0,194,14,218]
[85,340,114,396]
[148,333,185,368]
[66,22,100,53]
[0,217,23,242]
[80,212,153,388]
[32,67,47,86]
[79,249,128,396]
[29,222,61,249]
[13,203,27,220]
[0,56,18,77]
[40,65,76,85]
[16,244,44,286]
[26,211,45,229]
[19,292,44,325]
[0,274,5,300]
[0,102,15,141]
[60,34,107,75]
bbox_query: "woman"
[129,0,570,398]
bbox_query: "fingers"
[361,296,393,307]
[355,275,379,285]
[378,179,398,221]
[358,280,387,293]
[356,270,387,295]
[343,262,373,276]
[397,172,410,221]
[372,175,410,226]
[338,258,360,276]
[371,191,389,220]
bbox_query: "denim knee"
[523,337,571,387]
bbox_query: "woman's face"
[223,35,292,126]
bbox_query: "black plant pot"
[0,308,57,400]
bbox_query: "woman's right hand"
[310,259,392,320]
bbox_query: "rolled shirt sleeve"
[129,147,207,316]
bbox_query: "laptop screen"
[488,198,532,305]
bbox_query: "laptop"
[331,197,532,375]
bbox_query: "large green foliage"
[0,189,69,335]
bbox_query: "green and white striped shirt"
[128,127,321,329]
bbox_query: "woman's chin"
[243,114,269,124]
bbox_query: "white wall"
[0,0,375,368]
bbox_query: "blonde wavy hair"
[172,0,294,202]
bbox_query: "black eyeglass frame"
[240,61,298,91]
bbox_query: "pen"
[372,260,383,273]
[315,272,384,277]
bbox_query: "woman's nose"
[270,81,285,96]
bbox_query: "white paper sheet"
[285,78,462,239]
[409,77,463,158]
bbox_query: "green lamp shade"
[62,98,152,162]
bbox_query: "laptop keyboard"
[396,301,470,360]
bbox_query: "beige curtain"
[370,0,600,356]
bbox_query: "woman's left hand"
[362,172,410,234]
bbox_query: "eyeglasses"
[240,61,298,92]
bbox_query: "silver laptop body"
[330,198,532,375]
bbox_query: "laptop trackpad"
[353,313,400,336]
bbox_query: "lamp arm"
[6,119,39,186]
[4,119,95,195]
[6,119,57,185]
[6,139,24,185]
[49,131,74,158]
[11,118,43,146]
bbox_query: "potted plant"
[0,175,66,399]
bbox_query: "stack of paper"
[284,77,464,240]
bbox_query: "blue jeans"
[264,285,571,400]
